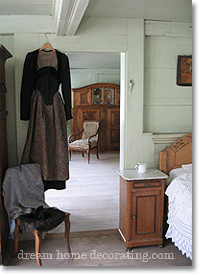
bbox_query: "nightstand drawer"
[132,180,161,188]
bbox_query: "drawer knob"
[146,183,149,187]
[132,215,136,219]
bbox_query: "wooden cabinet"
[72,83,120,151]
[0,44,12,265]
[118,169,167,249]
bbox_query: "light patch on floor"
[44,152,120,233]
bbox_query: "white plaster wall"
[141,21,192,168]
[144,35,192,133]
[121,19,144,169]
[0,15,192,171]
[70,69,120,88]
[0,15,127,165]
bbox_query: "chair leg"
[68,149,71,161]
[64,218,72,259]
[87,150,90,163]
[33,230,42,266]
[96,147,99,159]
[82,152,84,157]
[13,218,19,257]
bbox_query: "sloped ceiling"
[0,0,53,15]
[85,0,192,23]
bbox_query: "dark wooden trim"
[0,44,12,266]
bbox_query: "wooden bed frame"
[159,132,192,175]
[159,132,192,259]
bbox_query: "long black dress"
[20,49,72,191]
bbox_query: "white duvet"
[165,164,192,260]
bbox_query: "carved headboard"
[159,132,192,175]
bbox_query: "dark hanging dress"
[20,49,72,191]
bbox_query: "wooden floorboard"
[45,151,120,233]
[11,152,192,266]
[9,234,192,266]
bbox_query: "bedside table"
[117,169,168,249]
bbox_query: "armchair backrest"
[82,121,99,142]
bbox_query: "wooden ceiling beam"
[53,0,90,36]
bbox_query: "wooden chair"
[68,121,100,163]
[13,212,72,266]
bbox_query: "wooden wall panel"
[144,36,192,133]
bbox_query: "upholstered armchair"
[68,121,100,163]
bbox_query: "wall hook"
[129,79,134,95]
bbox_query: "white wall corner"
[124,19,144,169]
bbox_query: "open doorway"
[44,51,124,234]
[66,51,120,137]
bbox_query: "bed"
[159,132,192,260]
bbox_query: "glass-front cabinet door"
[93,88,102,104]
[104,88,114,104]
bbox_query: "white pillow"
[182,163,192,173]
[166,167,186,185]
[169,167,185,178]
[166,165,192,186]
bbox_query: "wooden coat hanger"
[39,33,55,52]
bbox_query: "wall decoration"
[176,55,192,86]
